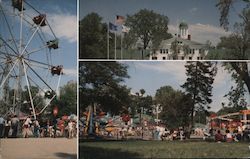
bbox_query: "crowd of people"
[0,114,77,139]
[212,125,249,143]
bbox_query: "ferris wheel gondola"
[0,0,63,119]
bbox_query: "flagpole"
[121,32,123,59]
[115,28,117,60]
[107,23,109,59]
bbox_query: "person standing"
[11,115,19,138]
[52,118,57,138]
[4,116,11,138]
[68,120,73,138]
[23,117,32,138]
[33,120,40,138]
[0,115,4,138]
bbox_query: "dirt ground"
[0,138,77,159]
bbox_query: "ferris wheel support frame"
[0,0,63,118]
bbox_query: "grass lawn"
[79,140,250,159]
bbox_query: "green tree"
[181,62,217,130]
[55,81,77,116]
[79,62,131,115]
[134,89,153,115]
[79,13,108,59]
[125,9,172,52]
[216,0,250,30]
[223,62,250,103]
[215,3,250,98]
[20,86,45,115]
[155,86,193,129]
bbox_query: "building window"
[197,57,200,60]
[178,49,180,53]
[163,49,166,54]
[166,49,168,54]
[163,57,166,60]
[189,57,192,60]
[193,49,195,54]
[181,56,184,60]
[200,57,203,60]
[199,49,202,54]
[160,49,162,54]
[189,49,192,54]
[152,57,157,60]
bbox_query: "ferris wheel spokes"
[0,0,64,117]
[22,58,37,119]
[0,57,19,89]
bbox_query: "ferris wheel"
[0,0,63,119]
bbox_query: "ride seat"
[51,65,63,76]
[12,0,25,11]
[44,90,56,99]
[33,14,46,26]
[47,39,59,50]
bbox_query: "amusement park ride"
[0,0,63,119]
[209,110,250,130]
[82,105,131,137]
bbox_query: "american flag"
[122,25,130,33]
[109,22,117,31]
[116,15,125,24]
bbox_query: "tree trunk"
[231,62,250,94]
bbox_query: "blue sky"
[80,0,247,45]
[1,0,77,90]
[121,61,250,112]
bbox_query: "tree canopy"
[79,13,108,59]
[155,86,193,129]
[53,81,77,117]
[181,62,217,128]
[125,9,172,50]
[79,62,131,115]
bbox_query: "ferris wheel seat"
[12,0,25,11]
[33,14,47,27]
[51,66,63,76]
[47,39,59,50]
[45,91,56,99]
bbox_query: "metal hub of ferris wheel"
[0,0,63,119]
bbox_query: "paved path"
[0,138,77,159]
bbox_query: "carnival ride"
[81,104,133,137]
[209,110,250,130]
[0,0,63,119]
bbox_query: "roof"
[179,22,188,29]
[159,37,207,49]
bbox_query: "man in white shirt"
[68,120,73,138]
[23,117,32,138]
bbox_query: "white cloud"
[169,23,231,46]
[189,7,198,13]
[214,64,233,86]
[136,62,186,82]
[45,13,77,43]
[2,1,77,44]
[63,68,77,77]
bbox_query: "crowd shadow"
[79,145,141,159]
[54,152,77,159]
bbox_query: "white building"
[150,22,208,60]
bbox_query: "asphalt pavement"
[0,138,77,159]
